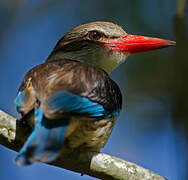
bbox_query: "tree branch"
[0,109,165,180]
[176,0,187,17]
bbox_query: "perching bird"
[15,21,175,165]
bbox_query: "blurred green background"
[0,0,187,179]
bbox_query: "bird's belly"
[64,116,117,151]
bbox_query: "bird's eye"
[88,31,103,41]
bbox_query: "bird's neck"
[47,49,127,74]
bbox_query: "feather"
[15,91,28,113]
[46,91,112,118]
[15,108,70,166]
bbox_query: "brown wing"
[16,59,122,119]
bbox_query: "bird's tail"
[15,108,70,166]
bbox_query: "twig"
[0,109,165,180]
[176,0,187,17]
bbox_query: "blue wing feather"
[47,91,112,118]
[15,91,119,165]
[15,108,70,165]
[15,91,28,112]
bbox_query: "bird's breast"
[63,116,117,151]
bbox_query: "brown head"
[47,21,175,74]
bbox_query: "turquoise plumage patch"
[15,107,70,165]
[47,91,119,118]
[15,91,28,112]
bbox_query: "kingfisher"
[14,22,175,165]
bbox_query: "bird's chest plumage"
[64,116,117,151]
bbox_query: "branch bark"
[0,109,165,180]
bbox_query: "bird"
[14,21,175,166]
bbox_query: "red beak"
[107,34,176,54]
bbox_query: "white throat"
[47,48,128,74]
